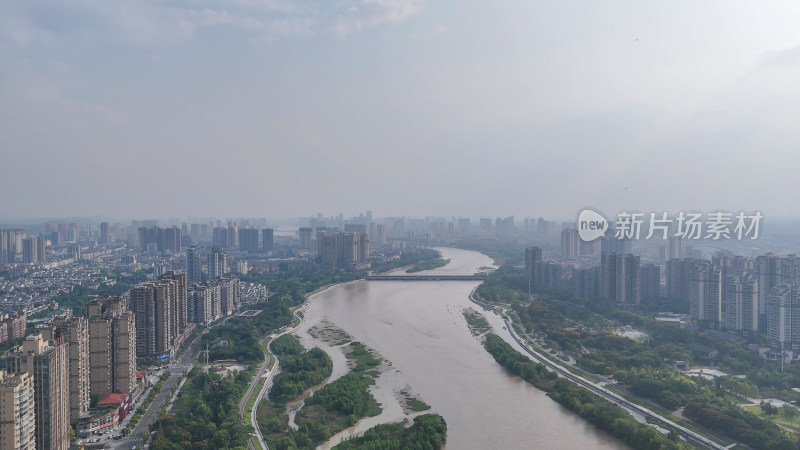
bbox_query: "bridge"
[365,275,485,281]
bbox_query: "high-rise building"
[689,263,722,329]
[299,227,313,250]
[638,264,661,301]
[138,226,182,255]
[536,262,564,290]
[358,232,369,262]
[218,275,241,316]
[766,283,800,353]
[130,283,173,361]
[457,218,470,234]
[262,228,274,253]
[41,315,90,423]
[344,223,367,234]
[158,271,187,334]
[317,231,368,267]
[188,282,220,325]
[186,247,202,286]
[561,228,579,258]
[370,223,387,246]
[99,222,111,246]
[86,297,137,397]
[572,267,599,299]
[667,236,682,260]
[756,254,800,323]
[208,247,227,279]
[600,252,617,300]
[0,371,36,450]
[666,258,707,304]
[600,236,631,255]
[525,247,542,285]
[4,334,70,450]
[615,254,640,305]
[0,230,18,264]
[22,237,45,264]
[112,311,137,395]
[238,228,259,252]
[212,227,228,248]
[495,216,514,233]
[5,313,27,342]
[726,272,759,335]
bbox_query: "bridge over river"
[365,275,486,281]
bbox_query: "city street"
[105,330,207,449]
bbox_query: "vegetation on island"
[346,341,381,373]
[370,248,445,274]
[406,258,449,273]
[260,335,390,450]
[462,309,491,335]
[334,414,447,450]
[405,397,431,413]
[268,335,333,403]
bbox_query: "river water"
[294,247,626,449]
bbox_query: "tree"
[760,401,778,416]
[781,404,797,423]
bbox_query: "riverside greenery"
[475,264,799,450]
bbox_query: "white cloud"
[0,0,425,48]
[333,0,424,37]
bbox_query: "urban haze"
[3,2,800,450]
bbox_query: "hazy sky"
[3,1,800,221]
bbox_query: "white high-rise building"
[208,248,227,279]
[767,284,800,354]
[689,263,721,329]
[726,273,759,335]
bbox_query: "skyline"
[3,1,800,220]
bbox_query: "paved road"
[468,291,735,450]
[241,304,309,450]
[497,311,729,449]
[107,329,208,449]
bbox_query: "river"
[293,247,626,449]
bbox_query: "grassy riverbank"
[482,333,689,450]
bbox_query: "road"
[240,304,308,450]
[499,313,729,449]
[107,329,209,449]
[467,289,734,450]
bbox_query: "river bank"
[289,247,626,449]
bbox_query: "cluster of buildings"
[527,236,800,361]
[0,300,136,449]
[0,313,27,345]
[1,230,49,265]
[0,263,244,448]
[211,224,274,253]
[317,230,370,268]
[137,226,183,256]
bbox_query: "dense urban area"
[2,212,800,450]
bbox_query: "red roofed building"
[77,393,132,437]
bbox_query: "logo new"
[578,209,608,242]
